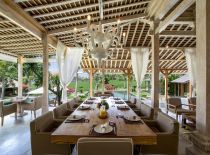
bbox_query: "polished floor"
[0,102,193,155]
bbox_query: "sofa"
[30,111,70,155]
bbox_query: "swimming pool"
[112,91,133,100]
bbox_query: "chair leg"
[1,116,4,126]
[15,112,17,120]
[34,111,36,118]
[176,113,178,120]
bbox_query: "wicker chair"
[141,112,179,155]
[30,111,70,155]
[188,97,196,111]
[0,100,17,126]
[167,97,194,120]
[21,96,43,118]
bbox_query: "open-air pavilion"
[0,0,209,155]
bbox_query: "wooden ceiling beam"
[49,13,146,35]
[0,0,57,48]
[156,0,196,33]
[158,30,196,37]
[32,1,148,19]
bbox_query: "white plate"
[79,105,90,110]
[124,116,141,122]
[94,124,113,134]
[67,115,84,121]
[117,105,129,110]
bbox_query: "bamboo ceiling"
[0,0,196,74]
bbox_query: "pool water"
[113,91,128,100]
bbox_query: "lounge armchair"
[77,138,133,155]
[53,103,73,121]
[133,99,154,120]
[0,99,17,126]
[30,111,70,155]
[167,97,194,120]
[21,96,42,118]
[141,111,179,155]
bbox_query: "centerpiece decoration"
[97,99,109,109]
[97,100,109,119]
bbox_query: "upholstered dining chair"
[30,111,70,155]
[0,100,17,126]
[133,99,154,120]
[53,102,73,121]
[142,111,179,155]
[77,138,133,155]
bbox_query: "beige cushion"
[77,138,133,155]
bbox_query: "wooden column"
[17,55,23,98]
[174,83,176,96]
[42,33,49,114]
[127,70,131,100]
[189,82,193,97]
[75,71,78,96]
[186,0,210,154]
[180,84,184,97]
[151,20,160,116]
[89,69,93,97]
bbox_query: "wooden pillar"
[89,69,93,97]
[180,84,184,97]
[17,55,23,98]
[75,71,78,96]
[164,70,169,103]
[174,83,176,96]
[189,82,193,97]
[127,70,131,100]
[178,84,180,96]
[151,20,160,116]
[42,33,49,114]
[186,0,210,154]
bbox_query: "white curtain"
[56,41,84,103]
[185,48,196,96]
[131,47,150,99]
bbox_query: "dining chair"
[77,138,133,155]
[30,111,70,155]
[142,111,179,155]
[53,102,73,121]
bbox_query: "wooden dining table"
[51,97,157,145]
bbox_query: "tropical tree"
[23,63,43,88]
[49,74,63,105]
[0,61,17,98]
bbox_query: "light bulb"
[123,32,126,37]
[117,19,120,24]
[74,27,77,31]
[87,15,91,21]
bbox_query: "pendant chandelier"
[85,15,122,67]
